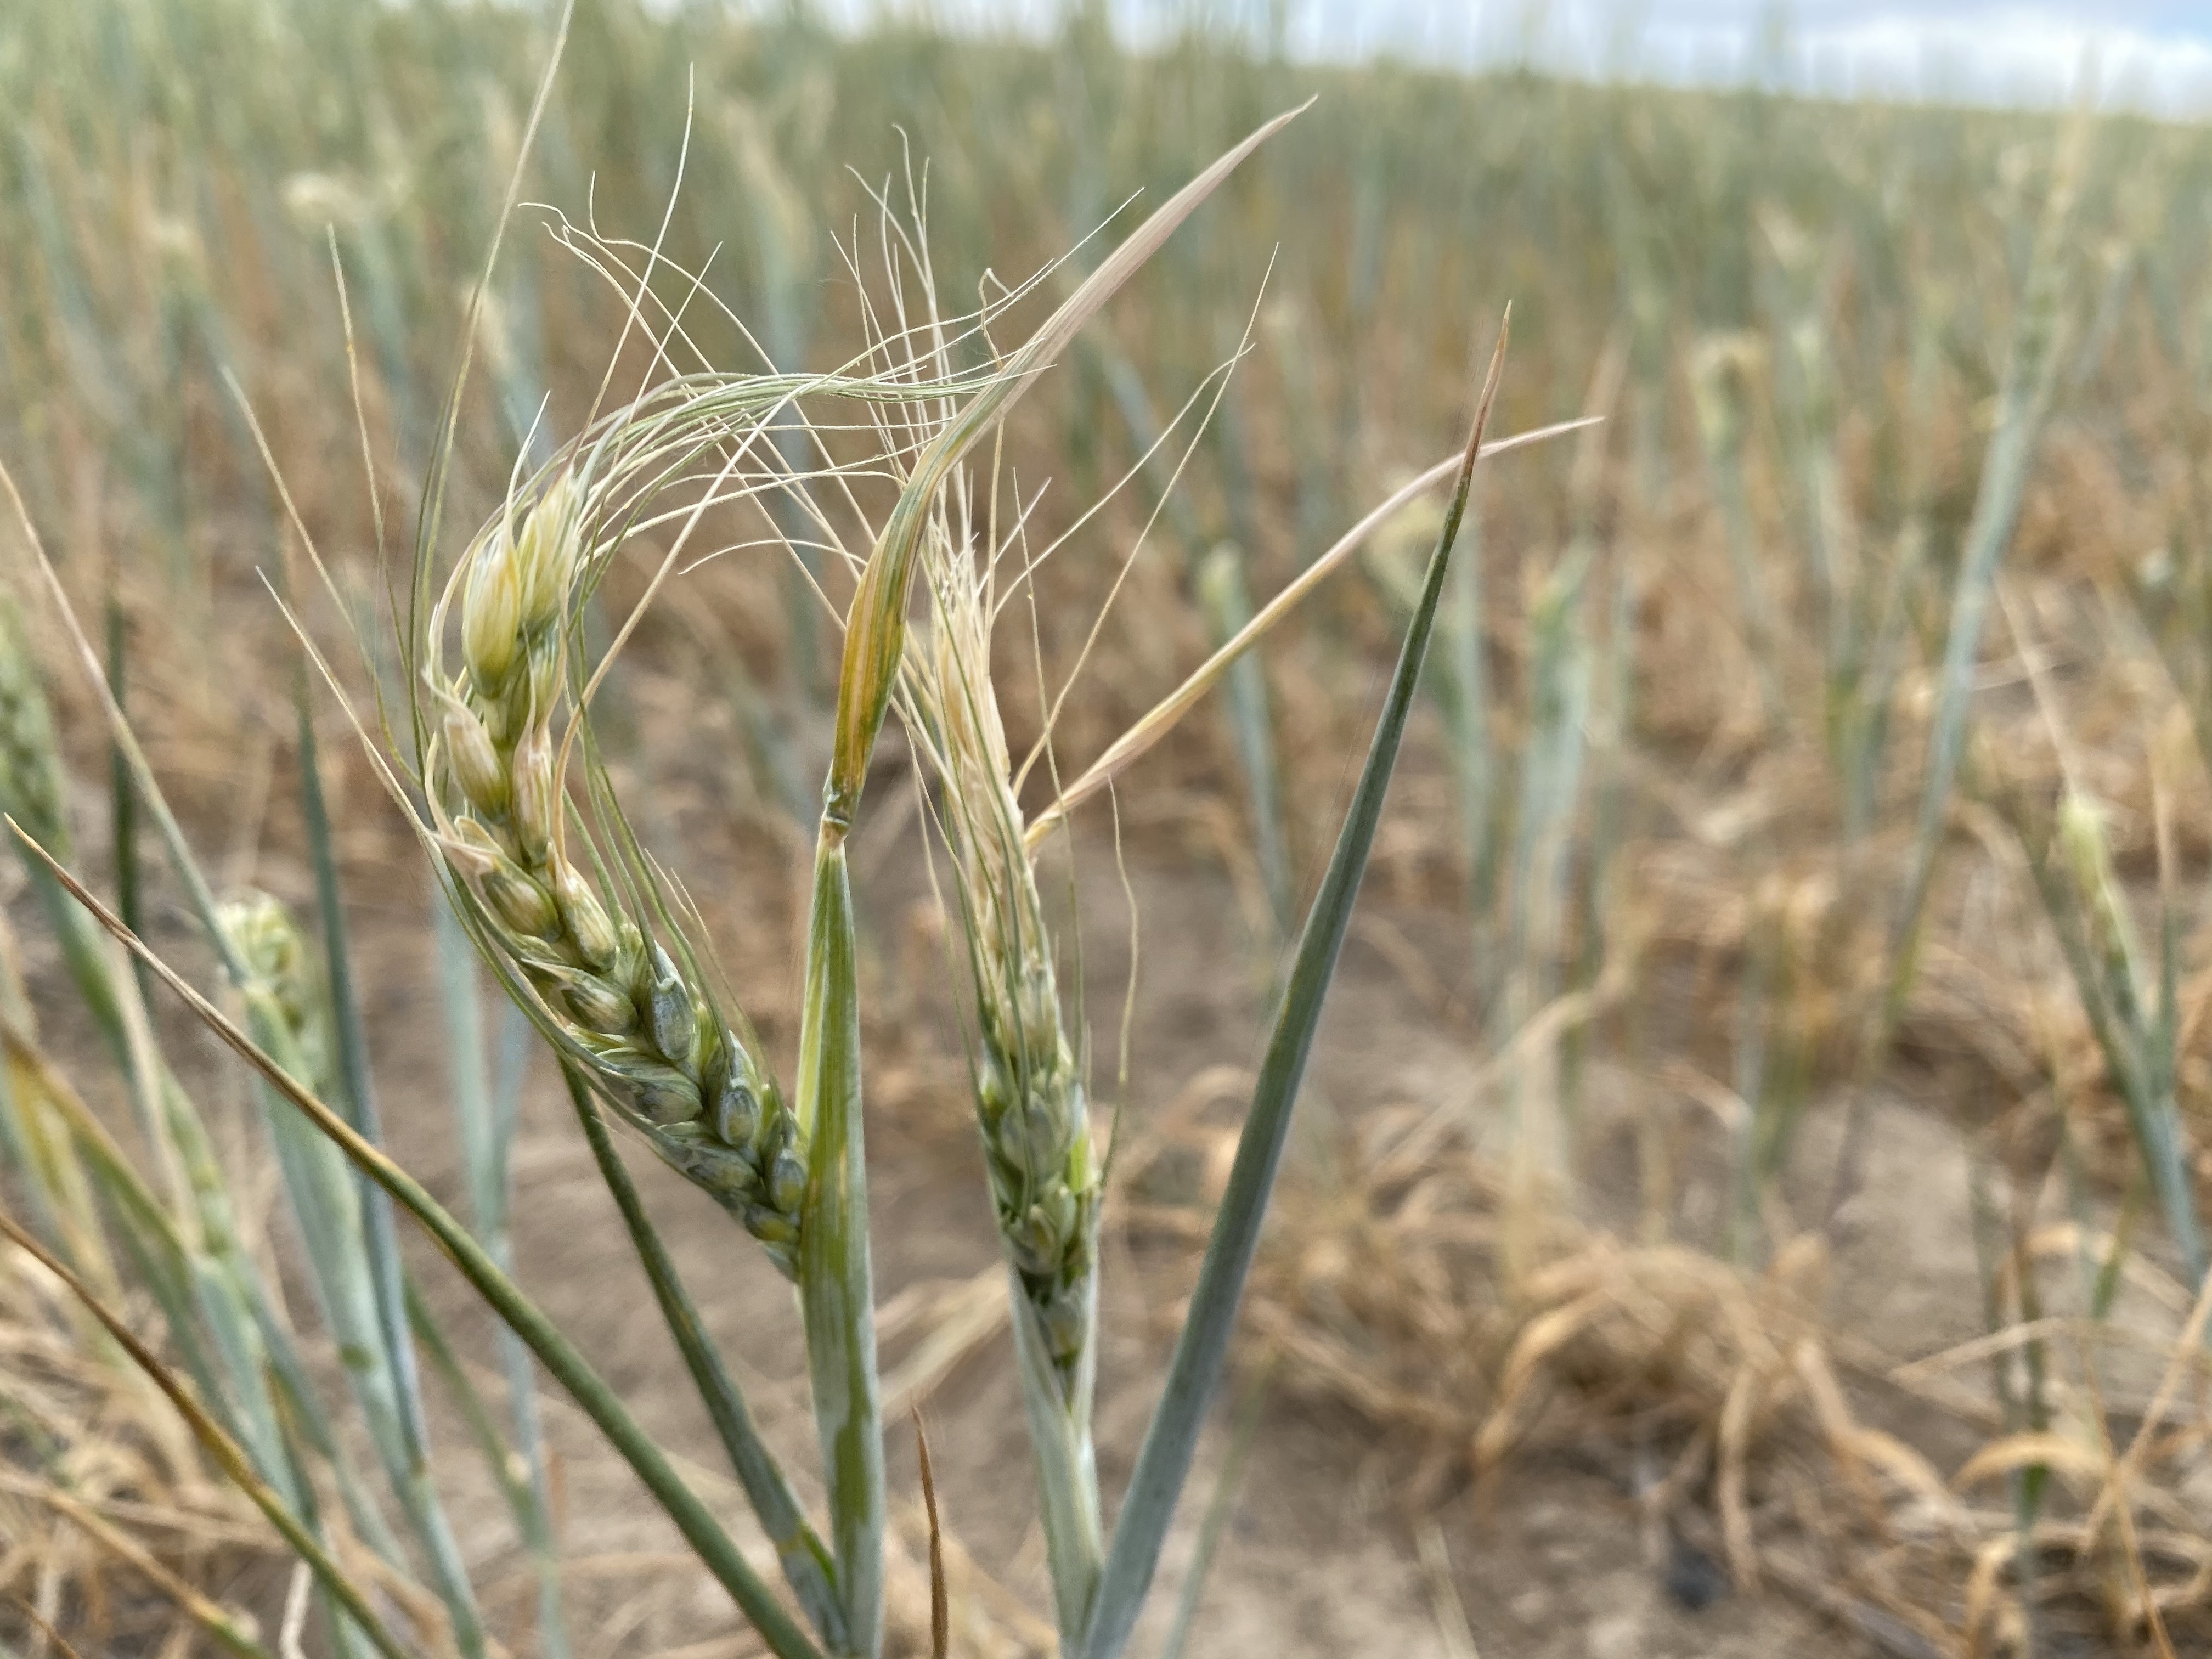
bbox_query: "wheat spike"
[427,475,808,1274]
[0,592,71,859]
[910,531,1098,1390]
[217,893,340,1094]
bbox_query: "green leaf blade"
[1082,325,1508,1659]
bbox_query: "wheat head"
[0,592,71,860]
[426,476,808,1274]
[217,893,340,1093]
[911,538,1099,1391]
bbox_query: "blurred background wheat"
[2,3,2210,1656]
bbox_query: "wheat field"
[0,4,2208,1656]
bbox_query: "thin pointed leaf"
[915,1416,949,1659]
[1082,323,1509,1659]
[12,506,246,986]
[3,1002,330,1537]
[1026,417,1595,850]
[227,933,486,1659]
[20,1048,240,1442]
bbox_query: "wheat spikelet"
[0,592,71,859]
[426,475,808,1274]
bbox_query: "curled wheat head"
[424,475,808,1274]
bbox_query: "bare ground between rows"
[244,821,2011,1659]
[0,666,2099,1657]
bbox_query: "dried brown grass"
[1114,1085,2212,1656]
[0,1239,279,1655]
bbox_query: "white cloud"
[794,1,2212,114]
[1274,3,2212,111]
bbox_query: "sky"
[1324,2,2212,110]
[813,2,2212,113]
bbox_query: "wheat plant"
[0,23,1542,1650]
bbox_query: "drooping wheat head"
[424,473,809,1274]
